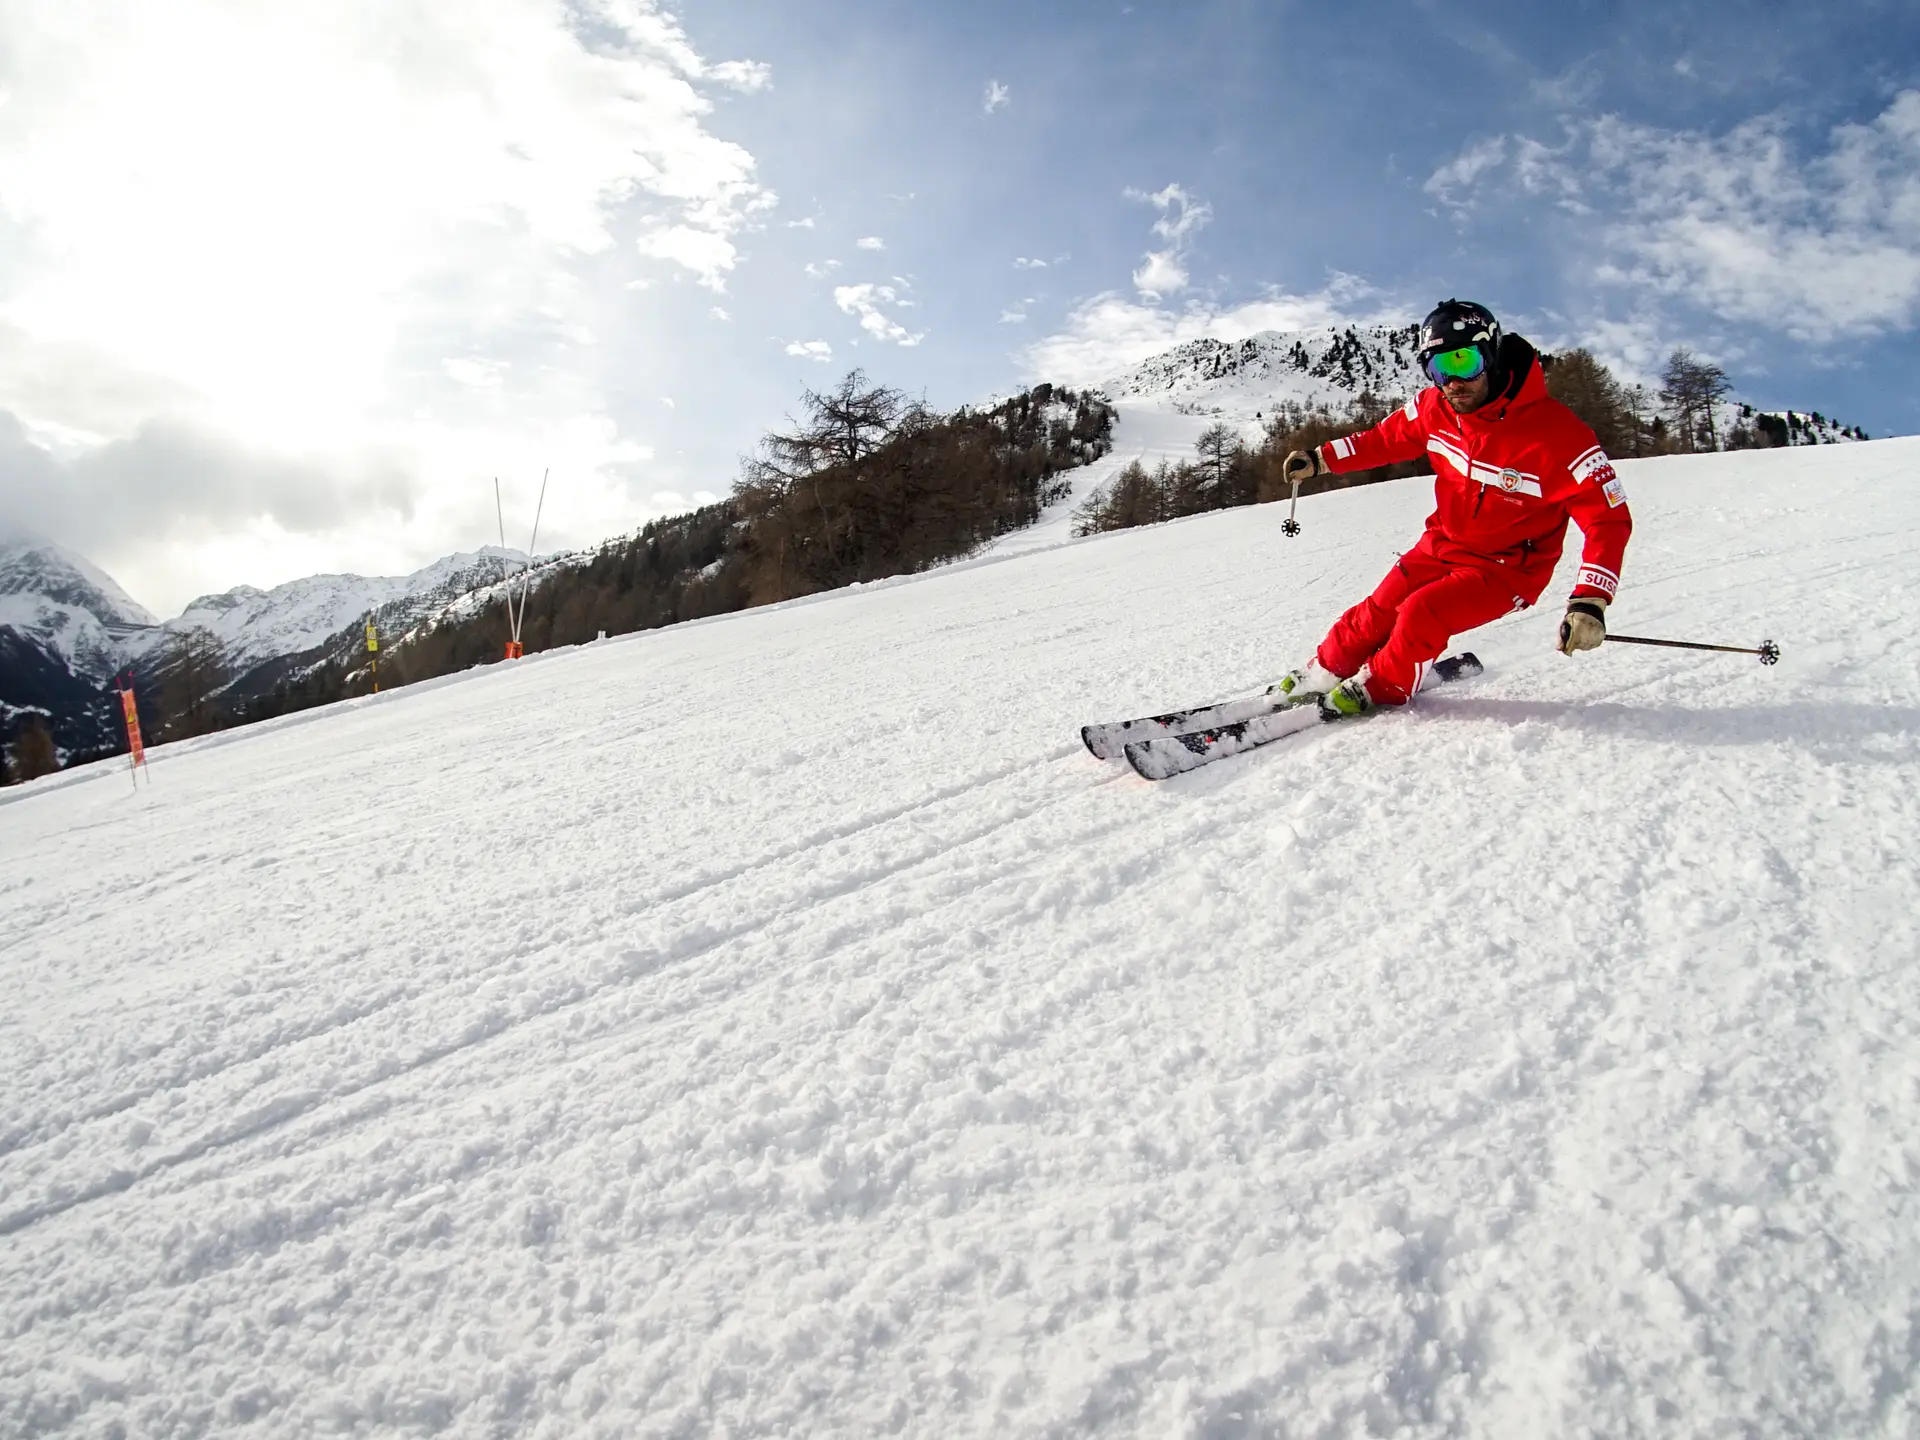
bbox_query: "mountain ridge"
[136,546,534,670]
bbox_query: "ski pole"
[1282,473,1302,536]
[1605,633,1780,665]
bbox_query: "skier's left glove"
[1282,448,1326,486]
[1558,598,1607,655]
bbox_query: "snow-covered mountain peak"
[1101,325,1427,417]
[401,545,526,592]
[172,585,267,617]
[0,540,156,629]
[0,541,157,683]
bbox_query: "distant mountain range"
[157,548,538,671]
[1,325,1873,768]
[0,541,543,757]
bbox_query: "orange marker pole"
[119,681,147,790]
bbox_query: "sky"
[1,0,1916,616]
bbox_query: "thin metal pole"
[514,468,548,644]
[495,477,518,644]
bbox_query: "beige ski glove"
[1558,598,1608,655]
[1282,448,1326,486]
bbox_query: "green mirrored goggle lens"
[1426,346,1486,382]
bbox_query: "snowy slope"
[1724,401,1866,447]
[988,402,1220,557]
[4,440,1920,1437]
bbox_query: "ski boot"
[1318,673,1375,720]
[1268,659,1342,707]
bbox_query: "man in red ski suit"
[1273,299,1632,716]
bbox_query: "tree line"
[399,373,1113,661]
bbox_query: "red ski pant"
[1316,552,1525,705]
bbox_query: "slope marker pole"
[496,477,526,659]
[512,469,548,650]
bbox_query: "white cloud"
[442,358,507,390]
[1529,64,1600,112]
[639,226,743,292]
[804,260,842,279]
[707,60,772,93]
[1014,257,1049,269]
[1426,91,1920,342]
[787,216,817,229]
[0,0,772,609]
[1130,251,1190,300]
[710,307,732,321]
[984,80,1011,115]
[784,340,833,362]
[1424,136,1511,205]
[834,284,925,347]
[999,309,1027,324]
[856,236,886,251]
[1124,184,1212,299]
[1021,275,1398,387]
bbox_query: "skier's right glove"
[1282,448,1326,486]
[1558,599,1607,655]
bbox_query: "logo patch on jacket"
[1570,447,1614,484]
[1601,474,1627,508]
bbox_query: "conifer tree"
[1660,349,1732,452]
[1193,424,1241,492]
[161,627,229,738]
[1543,350,1639,457]
[10,717,58,781]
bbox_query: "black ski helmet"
[1417,299,1502,383]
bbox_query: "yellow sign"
[365,621,379,653]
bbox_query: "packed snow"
[4,437,1919,1437]
[989,402,1224,557]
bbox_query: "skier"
[1273,299,1633,717]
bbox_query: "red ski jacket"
[1315,339,1632,605]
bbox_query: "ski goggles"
[1424,345,1486,384]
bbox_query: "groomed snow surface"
[5,439,1920,1438]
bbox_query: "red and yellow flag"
[119,685,146,771]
